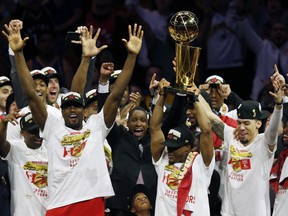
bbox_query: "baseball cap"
[237,100,270,120]
[109,70,121,84]
[84,89,97,107]
[162,124,195,148]
[30,70,49,86]
[0,76,12,88]
[126,184,151,210]
[20,112,38,131]
[205,75,225,85]
[61,92,84,108]
[41,66,62,80]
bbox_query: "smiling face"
[0,85,13,113]
[236,119,261,145]
[130,192,152,214]
[62,103,84,130]
[47,77,60,105]
[167,145,191,164]
[127,109,148,140]
[186,107,197,128]
[34,78,47,103]
[21,128,43,149]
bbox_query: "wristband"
[276,100,283,105]
[0,115,4,123]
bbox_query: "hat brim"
[60,100,84,108]
[85,97,97,108]
[0,81,12,88]
[48,73,62,80]
[32,74,49,86]
[161,140,184,148]
[21,123,39,132]
[259,110,270,120]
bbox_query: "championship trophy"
[166,11,201,94]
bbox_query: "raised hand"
[158,78,170,95]
[80,25,108,57]
[122,23,144,55]
[218,84,231,99]
[129,92,142,107]
[101,62,114,77]
[2,112,22,126]
[269,65,285,104]
[2,23,29,52]
[149,73,159,95]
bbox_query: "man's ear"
[256,120,262,129]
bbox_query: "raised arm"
[198,90,225,141]
[2,22,47,130]
[265,65,284,152]
[150,78,170,162]
[8,20,27,108]
[193,88,214,166]
[0,113,19,157]
[70,26,107,94]
[103,24,143,128]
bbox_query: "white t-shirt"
[6,105,62,140]
[221,125,275,216]
[272,157,288,216]
[41,109,114,210]
[3,140,48,216]
[153,148,215,216]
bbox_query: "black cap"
[162,124,194,148]
[20,112,38,131]
[30,70,49,86]
[6,93,15,114]
[237,100,270,120]
[126,184,151,210]
[61,92,84,108]
[84,89,97,108]
[0,76,12,88]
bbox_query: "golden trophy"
[167,11,201,94]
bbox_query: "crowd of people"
[1,0,288,216]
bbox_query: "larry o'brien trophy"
[166,11,201,94]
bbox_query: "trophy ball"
[168,11,199,44]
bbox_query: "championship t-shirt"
[221,124,275,216]
[153,148,214,216]
[4,140,48,216]
[41,109,114,210]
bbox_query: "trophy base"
[164,86,194,95]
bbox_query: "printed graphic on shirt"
[104,144,113,174]
[163,152,198,190]
[61,129,91,168]
[23,161,48,197]
[228,145,252,173]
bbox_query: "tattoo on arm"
[211,119,224,140]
